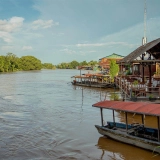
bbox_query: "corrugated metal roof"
[99,53,124,60]
[92,100,160,116]
[118,38,160,63]
[72,73,105,78]
[105,53,124,59]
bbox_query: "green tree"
[79,60,88,66]
[88,60,98,66]
[6,53,20,71]
[42,63,56,69]
[70,60,79,69]
[0,56,5,72]
[19,56,42,71]
[109,59,119,80]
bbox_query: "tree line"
[0,53,119,79]
[0,53,56,72]
[56,60,98,69]
[0,53,98,72]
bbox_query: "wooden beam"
[157,116,160,142]
[142,114,144,125]
[125,112,128,132]
[100,108,103,126]
[148,65,152,87]
[113,110,115,126]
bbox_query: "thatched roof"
[118,38,160,64]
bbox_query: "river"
[0,69,159,160]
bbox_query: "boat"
[92,100,160,153]
[71,73,115,88]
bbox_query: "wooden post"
[130,88,132,98]
[142,114,144,125]
[157,116,160,142]
[142,53,145,83]
[113,110,115,126]
[120,63,122,91]
[100,108,104,126]
[125,112,128,132]
[148,65,152,89]
[80,69,82,83]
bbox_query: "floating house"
[115,38,160,99]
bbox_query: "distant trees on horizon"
[0,53,56,72]
[56,60,98,69]
[0,53,99,72]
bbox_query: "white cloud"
[88,50,96,53]
[32,19,59,30]
[0,17,24,43]
[0,31,12,42]
[0,17,24,32]
[76,41,136,48]
[22,46,33,50]
[1,45,13,51]
[60,48,76,55]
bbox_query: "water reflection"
[96,136,160,160]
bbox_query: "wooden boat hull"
[71,82,114,88]
[95,125,160,153]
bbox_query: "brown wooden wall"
[140,65,156,76]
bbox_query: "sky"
[0,0,160,65]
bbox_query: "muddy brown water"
[0,69,159,160]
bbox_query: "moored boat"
[71,73,114,88]
[92,100,160,153]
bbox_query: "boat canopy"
[92,100,160,116]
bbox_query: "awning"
[92,100,160,116]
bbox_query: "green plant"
[149,94,153,98]
[109,59,119,80]
[126,69,132,75]
[110,93,119,101]
[133,80,139,85]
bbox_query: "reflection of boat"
[93,100,160,153]
[97,136,160,160]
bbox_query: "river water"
[0,69,160,160]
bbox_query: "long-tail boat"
[71,73,114,88]
[92,100,160,153]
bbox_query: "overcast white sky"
[0,0,160,64]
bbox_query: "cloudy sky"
[0,0,160,64]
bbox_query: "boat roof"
[71,73,107,78]
[92,100,160,116]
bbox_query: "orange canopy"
[92,100,160,116]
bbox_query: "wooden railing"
[114,76,160,98]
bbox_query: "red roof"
[92,100,160,116]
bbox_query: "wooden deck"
[114,76,160,99]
